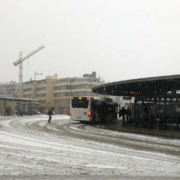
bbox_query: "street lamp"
[34,71,43,80]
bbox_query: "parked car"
[52,111,57,115]
[16,110,24,116]
[16,110,41,116]
[16,110,28,116]
[32,110,41,115]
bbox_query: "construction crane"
[13,45,45,85]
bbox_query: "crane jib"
[13,45,45,84]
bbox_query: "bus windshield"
[72,97,89,108]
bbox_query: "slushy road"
[0,115,180,180]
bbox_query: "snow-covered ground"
[0,115,180,180]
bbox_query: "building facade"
[53,73,101,113]
[0,81,19,98]
[14,72,102,114]
[0,82,19,115]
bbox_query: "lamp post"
[34,71,43,80]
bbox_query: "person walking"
[163,111,168,129]
[121,107,126,125]
[48,107,54,123]
[119,108,122,120]
[126,108,131,122]
[9,107,11,116]
[26,109,29,116]
[6,107,9,116]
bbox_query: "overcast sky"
[1,0,180,83]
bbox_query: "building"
[0,81,19,115]
[14,72,102,114]
[0,81,19,98]
[53,72,101,114]
[15,74,57,113]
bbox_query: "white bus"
[69,96,118,123]
[69,96,93,123]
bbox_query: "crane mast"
[13,45,44,85]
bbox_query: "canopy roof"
[0,97,38,102]
[92,74,180,97]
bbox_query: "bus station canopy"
[92,74,180,98]
[0,97,38,103]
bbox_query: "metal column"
[154,98,157,124]
[18,101,19,116]
[4,100,6,116]
[134,96,137,123]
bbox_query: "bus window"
[72,97,89,108]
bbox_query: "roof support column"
[33,102,35,115]
[134,96,137,123]
[158,96,160,122]
[154,98,157,126]
[18,101,19,116]
[141,98,144,126]
[4,100,6,116]
[28,102,30,115]
[164,98,167,113]
[29,101,32,115]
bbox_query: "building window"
[36,87,46,91]
[39,100,46,103]
[36,93,46,97]
[54,99,70,104]
[54,84,95,91]
[23,88,32,92]
[23,94,32,98]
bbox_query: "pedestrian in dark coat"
[126,108,131,121]
[119,109,122,119]
[9,107,11,116]
[48,107,54,123]
[6,107,9,116]
[163,111,168,129]
[121,107,126,125]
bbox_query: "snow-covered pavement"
[0,115,180,180]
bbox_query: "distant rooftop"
[83,71,96,78]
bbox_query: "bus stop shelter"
[0,97,38,116]
[92,74,180,129]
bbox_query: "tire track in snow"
[0,115,180,177]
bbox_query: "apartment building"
[54,72,101,113]
[14,74,57,113]
[0,81,19,115]
[0,81,19,97]
[14,72,102,114]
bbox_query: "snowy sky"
[1,0,180,83]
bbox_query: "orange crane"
[13,45,44,85]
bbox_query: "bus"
[69,96,119,123]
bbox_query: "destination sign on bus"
[129,91,140,94]
[123,97,131,100]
